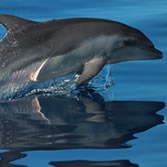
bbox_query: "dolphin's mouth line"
[137,45,163,59]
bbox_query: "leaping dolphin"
[0,15,162,87]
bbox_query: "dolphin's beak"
[155,49,163,59]
[150,47,163,59]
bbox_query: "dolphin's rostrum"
[0,15,162,88]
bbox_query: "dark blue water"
[0,0,167,167]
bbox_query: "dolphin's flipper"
[77,57,106,85]
[0,15,37,32]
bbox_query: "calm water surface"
[0,0,167,167]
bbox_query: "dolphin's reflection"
[0,93,164,166]
[0,94,164,150]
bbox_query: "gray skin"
[0,15,163,87]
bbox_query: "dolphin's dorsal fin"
[0,14,38,32]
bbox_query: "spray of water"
[0,64,113,101]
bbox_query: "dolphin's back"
[0,15,145,60]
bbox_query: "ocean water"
[0,0,167,167]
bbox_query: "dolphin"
[0,15,162,87]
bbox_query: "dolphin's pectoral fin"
[0,15,38,32]
[77,57,106,85]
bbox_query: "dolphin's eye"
[124,40,134,46]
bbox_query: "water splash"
[0,65,113,101]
